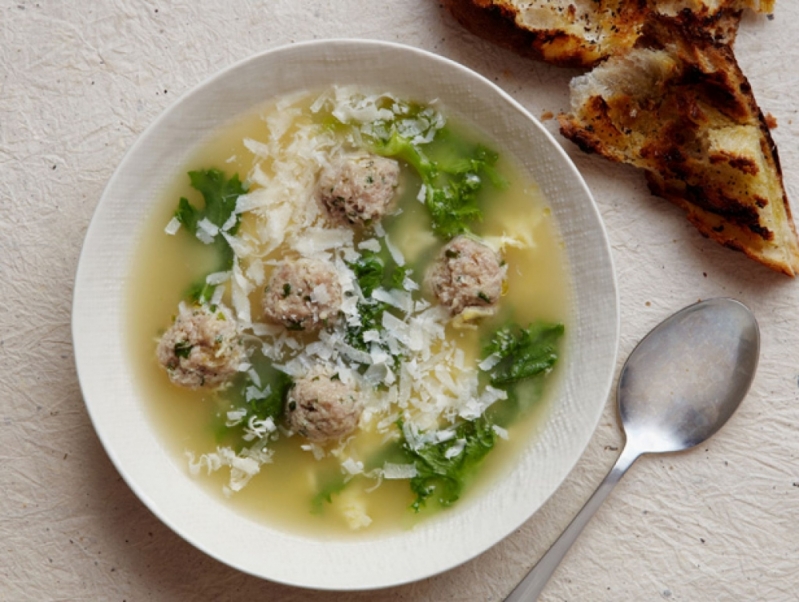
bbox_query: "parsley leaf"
[174,168,247,302]
[174,168,246,266]
[176,169,246,235]
[173,341,193,359]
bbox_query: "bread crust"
[558,14,799,275]
[441,0,764,68]
[442,0,645,68]
[442,0,794,274]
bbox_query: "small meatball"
[156,304,245,389]
[286,369,363,443]
[426,235,506,316]
[262,258,342,332]
[316,153,400,226]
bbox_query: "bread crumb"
[540,111,554,121]
[765,113,778,129]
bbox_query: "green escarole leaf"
[214,367,293,445]
[343,249,407,368]
[423,143,507,240]
[396,139,505,240]
[345,250,388,356]
[186,280,218,305]
[401,416,496,512]
[371,130,436,179]
[484,322,564,387]
[397,322,563,511]
[244,371,293,423]
[349,250,385,298]
[310,472,349,515]
[355,100,507,240]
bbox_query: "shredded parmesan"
[492,425,510,440]
[382,463,418,479]
[181,88,529,505]
[478,353,502,371]
[341,458,364,475]
[164,217,181,235]
[186,444,274,494]
[444,438,466,459]
[384,234,405,267]
[358,238,382,253]
[205,271,231,286]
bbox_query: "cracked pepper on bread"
[558,14,799,275]
[442,0,774,68]
[443,0,798,275]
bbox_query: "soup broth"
[127,88,572,538]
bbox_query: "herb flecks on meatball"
[156,304,245,389]
[317,153,400,226]
[262,258,343,332]
[426,235,506,317]
[286,368,363,443]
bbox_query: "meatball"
[286,368,363,443]
[156,304,245,389]
[316,153,400,226]
[262,258,342,332]
[426,235,506,316]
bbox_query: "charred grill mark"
[728,156,759,175]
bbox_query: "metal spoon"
[506,298,760,601]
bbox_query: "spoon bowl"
[506,298,760,601]
[619,297,760,454]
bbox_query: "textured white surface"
[2,1,799,601]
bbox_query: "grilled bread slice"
[441,0,774,68]
[558,14,799,275]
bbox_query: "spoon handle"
[504,445,640,602]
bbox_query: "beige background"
[2,1,798,600]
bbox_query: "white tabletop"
[2,1,798,600]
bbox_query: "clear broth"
[127,91,572,538]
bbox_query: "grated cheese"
[209,283,226,307]
[186,444,274,494]
[358,238,382,253]
[444,438,466,459]
[205,271,231,286]
[341,458,364,475]
[164,216,181,235]
[492,425,509,440]
[383,234,405,267]
[478,353,502,371]
[183,87,523,503]
[382,463,418,479]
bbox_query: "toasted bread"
[441,0,774,68]
[558,14,799,275]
